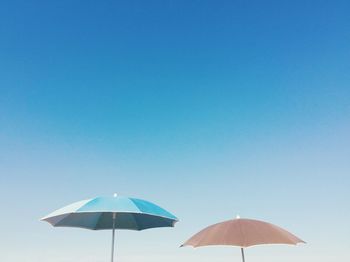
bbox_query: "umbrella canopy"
[41,194,178,262]
[182,217,304,247]
[181,217,305,262]
[41,195,178,230]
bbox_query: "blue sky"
[1,1,349,262]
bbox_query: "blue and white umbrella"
[41,194,178,262]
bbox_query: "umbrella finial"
[113,193,118,198]
[236,215,240,219]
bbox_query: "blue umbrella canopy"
[41,194,178,262]
[41,194,178,230]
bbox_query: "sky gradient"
[1,1,349,262]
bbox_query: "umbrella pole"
[111,213,116,262]
[240,248,245,262]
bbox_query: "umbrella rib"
[93,212,105,230]
[236,220,246,247]
[273,225,303,244]
[131,214,141,230]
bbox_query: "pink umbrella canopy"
[181,217,305,262]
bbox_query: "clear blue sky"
[1,1,349,262]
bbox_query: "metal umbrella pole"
[240,248,245,262]
[111,213,116,262]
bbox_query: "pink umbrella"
[181,217,305,262]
